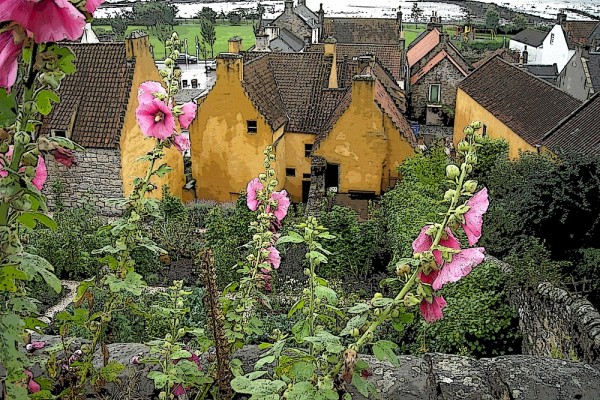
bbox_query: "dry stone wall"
[44,148,124,216]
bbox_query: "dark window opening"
[325,163,339,189]
[286,168,296,177]
[191,79,198,88]
[53,129,67,138]
[304,143,313,157]
[482,124,488,137]
[247,120,258,134]
[303,173,311,180]
[182,79,189,87]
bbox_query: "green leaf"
[104,271,146,296]
[288,298,305,318]
[154,163,172,177]
[254,355,275,371]
[348,303,370,314]
[314,286,338,306]
[170,349,192,360]
[288,362,315,382]
[147,371,169,389]
[351,371,378,398]
[0,265,29,291]
[54,45,77,74]
[340,314,368,336]
[17,212,57,230]
[36,90,60,116]
[14,253,61,293]
[0,88,17,126]
[277,231,305,244]
[371,297,394,307]
[372,340,400,367]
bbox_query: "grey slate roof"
[294,4,319,28]
[543,93,600,155]
[511,28,548,47]
[523,64,559,84]
[272,28,305,52]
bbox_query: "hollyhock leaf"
[54,46,77,75]
[0,0,86,43]
[0,88,18,125]
[462,187,489,246]
[138,81,166,104]
[433,247,485,291]
[246,178,263,211]
[372,340,399,367]
[178,102,197,129]
[36,90,60,116]
[419,295,447,323]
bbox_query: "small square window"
[247,120,258,134]
[550,33,555,44]
[286,168,296,177]
[303,173,311,179]
[52,129,67,138]
[429,84,441,102]
[182,79,189,87]
[482,124,488,137]
[304,143,313,157]
[191,79,198,88]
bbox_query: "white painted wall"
[509,25,574,73]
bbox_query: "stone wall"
[488,256,600,364]
[44,148,124,216]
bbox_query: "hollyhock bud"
[51,147,77,167]
[470,121,482,130]
[457,141,470,152]
[474,134,485,144]
[445,164,460,180]
[395,263,410,276]
[463,180,477,194]
[465,154,477,165]
[164,58,174,67]
[443,189,455,202]
[463,126,474,137]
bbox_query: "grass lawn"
[93,23,255,59]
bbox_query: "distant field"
[93,23,255,59]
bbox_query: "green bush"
[27,205,109,280]
[187,199,219,228]
[404,261,520,357]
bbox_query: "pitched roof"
[543,93,600,155]
[522,64,558,84]
[472,48,520,68]
[408,30,429,50]
[587,52,600,92]
[410,49,468,84]
[294,4,319,29]
[406,29,440,67]
[460,56,581,145]
[270,28,305,52]
[322,17,400,45]
[511,28,548,47]
[39,43,134,149]
[562,21,600,48]
[306,43,403,81]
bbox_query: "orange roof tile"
[409,50,468,84]
[406,29,440,67]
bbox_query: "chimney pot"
[228,36,243,53]
[284,0,293,14]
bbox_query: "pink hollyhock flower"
[419,295,447,323]
[246,178,263,211]
[412,225,460,265]
[178,102,197,129]
[418,269,439,285]
[51,147,77,167]
[432,247,485,291]
[0,30,22,91]
[85,0,105,13]
[268,246,281,269]
[24,369,41,393]
[136,99,175,140]
[26,341,46,352]
[31,155,47,190]
[262,273,273,291]
[0,0,86,43]
[138,81,166,104]
[173,134,190,153]
[462,188,489,246]
[268,190,290,221]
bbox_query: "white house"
[509,25,574,73]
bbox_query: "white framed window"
[550,33,555,44]
[428,84,441,102]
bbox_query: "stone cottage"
[188,39,416,205]
[406,25,471,126]
[41,32,185,215]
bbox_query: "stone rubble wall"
[44,148,124,216]
[488,256,600,364]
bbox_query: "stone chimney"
[358,55,374,72]
[303,36,311,49]
[324,37,338,88]
[284,0,293,14]
[557,10,567,25]
[228,36,242,54]
[351,74,375,109]
[298,0,306,6]
[265,25,280,42]
[255,34,271,52]
[426,11,443,32]
[522,47,529,64]
[399,29,405,50]
[318,3,325,39]
[397,9,402,24]
[217,53,244,82]
[125,31,152,62]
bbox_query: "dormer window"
[52,129,68,138]
[247,120,258,134]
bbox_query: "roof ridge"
[543,92,600,141]
[267,56,291,128]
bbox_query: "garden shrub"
[159,184,188,221]
[187,199,219,228]
[403,261,520,357]
[27,205,109,280]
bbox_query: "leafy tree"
[410,2,424,28]
[153,22,173,59]
[196,7,217,23]
[228,12,241,25]
[513,14,528,32]
[132,0,177,27]
[485,9,500,32]
[109,12,128,40]
[200,18,217,58]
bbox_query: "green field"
[93,23,255,59]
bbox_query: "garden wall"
[44,148,124,216]
[487,256,600,364]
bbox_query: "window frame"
[428,83,441,103]
[304,143,313,157]
[247,120,258,134]
[285,168,296,177]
